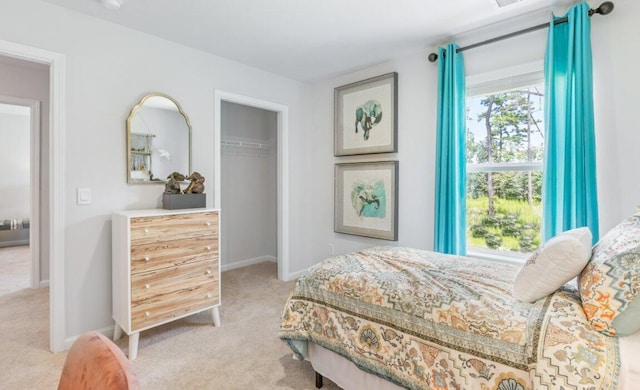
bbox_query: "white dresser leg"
[128,332,140,360]
[212,306,221,327]
[113,324,123,341]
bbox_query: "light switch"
[77,188,91,205]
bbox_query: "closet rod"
[427,1,614,62]
[221,139,271,149]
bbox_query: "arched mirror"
[126,93,191,183]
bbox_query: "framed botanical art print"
[335,161,398,240]
[334,72,398,156]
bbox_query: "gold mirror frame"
[126,93,192,184]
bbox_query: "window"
[465,69,544,256]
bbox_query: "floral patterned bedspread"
[279,246,619,390]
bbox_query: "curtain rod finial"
[589,1,614,16]
[428,52,438,62]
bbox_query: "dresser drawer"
[131,286,219,331]
[131,259,219,302]
[131,260,219,330]
[130,212,218,246]
[130,236,218,274]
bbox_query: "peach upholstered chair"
[58,331,140,390]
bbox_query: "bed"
[279,215,640,389]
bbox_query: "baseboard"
[285,268,309,280]
[64,324,115,351]
[0,239,29,247]
[222,256,307,281]
[221,255,276,272]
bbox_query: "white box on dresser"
[112,208,221,359]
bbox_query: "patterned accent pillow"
[513,227,592,303]
[579,214,640,336]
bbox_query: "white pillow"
[513,227,592,303]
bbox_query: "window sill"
[467,247,530,265]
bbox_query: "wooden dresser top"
[113,208,220,218]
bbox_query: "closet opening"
[220,102,278,273]
[214,91,290,281]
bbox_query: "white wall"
[221,102,277,269]
[293,52,438,273]
[590,0,640,230]
[0,0,308,339]
[0,108,30,220]
[289,0,639,274]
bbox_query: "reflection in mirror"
[126,93,191,183]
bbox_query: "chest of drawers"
[112,208,221,359]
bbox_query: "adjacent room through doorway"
[0,102,33,296]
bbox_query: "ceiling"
[40,0,575,82]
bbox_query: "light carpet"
[0,261,341,389]
[0,245,30,296]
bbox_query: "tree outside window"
[466,85,544,253]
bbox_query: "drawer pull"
[206,222,211,226]
[145,311,150,317]
[144,228,149,234]
[207,293,212,299]
[206,269,212,275]
[144,256,150,262]
[206,246,211,251]
[145,284,150,289]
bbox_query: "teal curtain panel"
[434,43,466,255]
[543,2,599,244]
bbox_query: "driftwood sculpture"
[184,172,205,194]
[164,172,185,194]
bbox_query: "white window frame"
[467,162,542,173]
[465,61,544,263]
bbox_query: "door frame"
[0,40,66,353]
[213,90,290,281]
[0,95,40,289]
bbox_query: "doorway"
[0,98,40,296]
[0,41,66,353]
[214,91,290,281]
[220,102,277,272]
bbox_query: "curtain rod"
[428,1,614,62]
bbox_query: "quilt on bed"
[279,246,619,390]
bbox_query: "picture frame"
[334,72,398,156]
[335,161,398,240]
